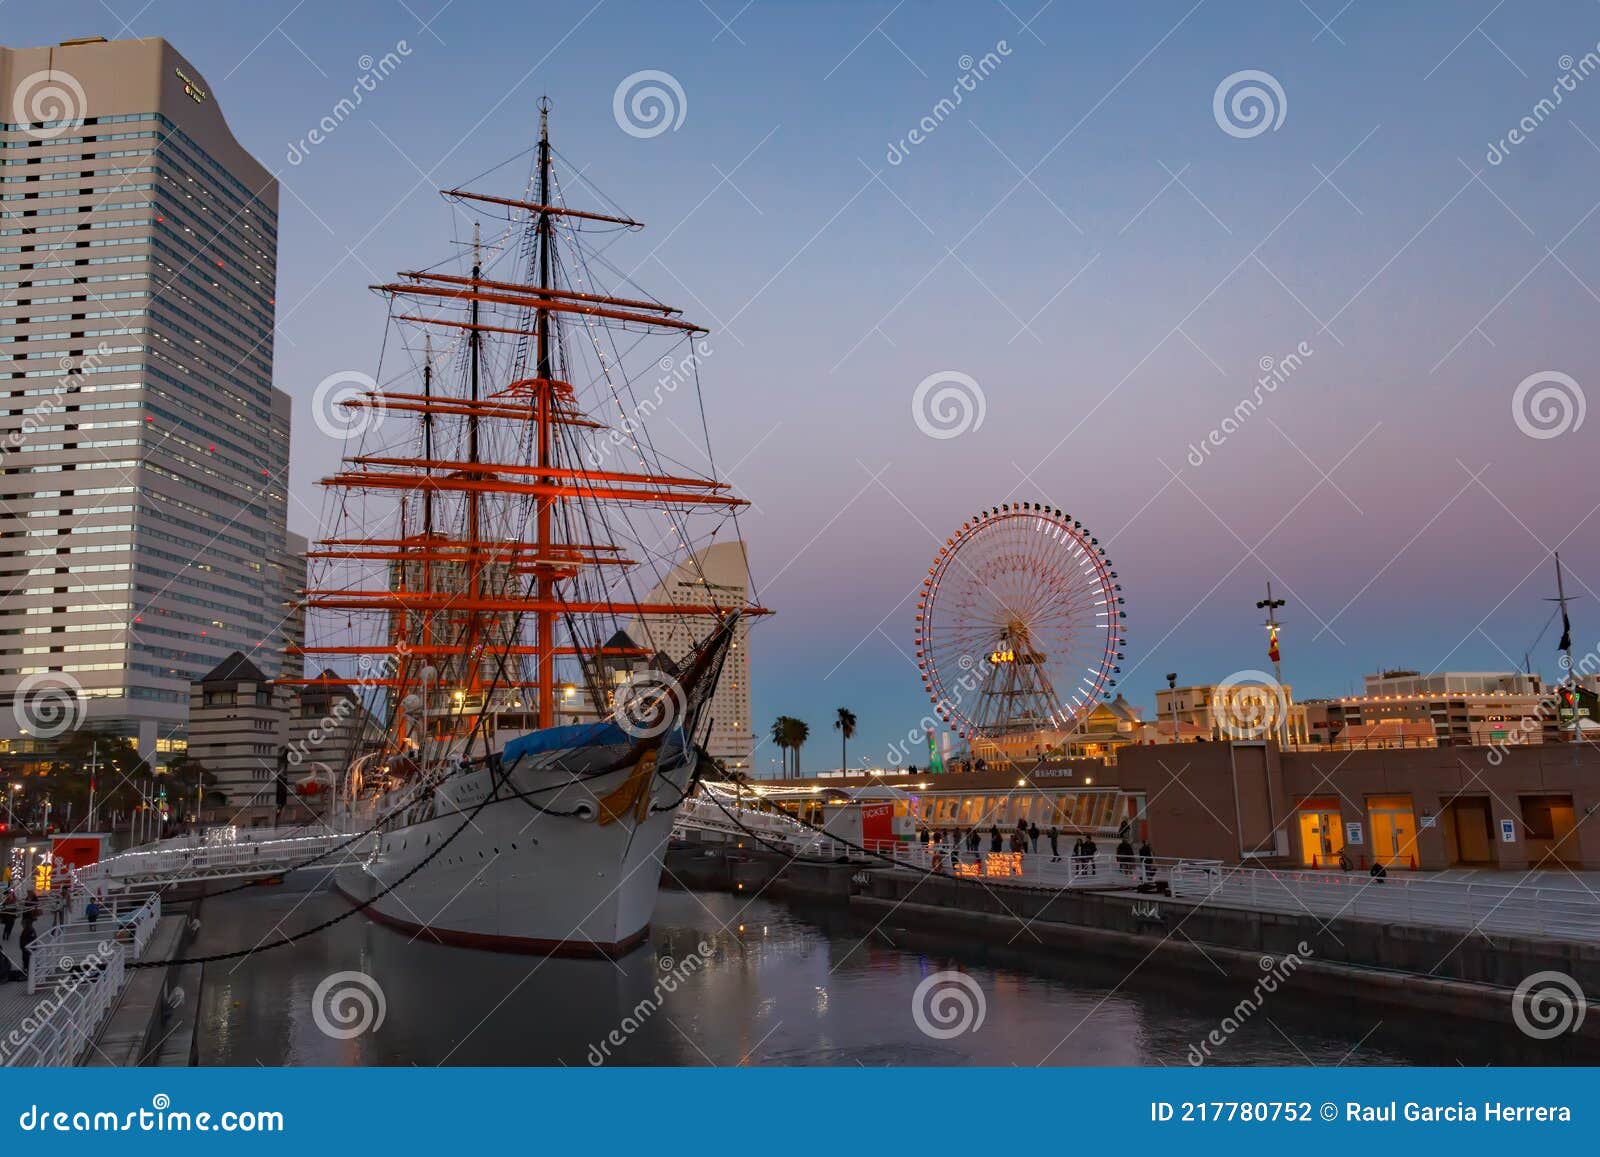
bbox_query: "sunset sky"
[11,0,1600,772]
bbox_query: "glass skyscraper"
[0,36,291,771]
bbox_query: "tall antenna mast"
[1256,580,1288,746]
[1545,552,1581,737]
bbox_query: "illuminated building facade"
[0,37,287,767]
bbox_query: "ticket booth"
[52,832,115,875]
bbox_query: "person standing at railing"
[967,828,980,855]
[1071,835,1084,876]
[1116,836,1135,878]
[0,889,15,941]
[1048,826,1060,863]
[1139,840,1154,882]
[1082,835,1098,876]
[85,899,100,931]
[989,825,1002,853]
[1028,822,1040,853]
[18,915,37,974]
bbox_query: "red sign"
[860,803,893,850]
[51,835,111,872]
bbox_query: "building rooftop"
[197,652,268,687]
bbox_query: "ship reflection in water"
[193,877,1546,1066]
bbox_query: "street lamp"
[1166,673,1179,744]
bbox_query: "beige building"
[628,541,753,772]
[288,669,384,783]
[1153,682,1310,744]
[0,37,288,768]
[188,651,288,813]
[1303,670,1578,748]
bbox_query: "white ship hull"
[335,738,696,957]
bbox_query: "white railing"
[862,841,1208,889]
[28,890,160,994]
[1170,864,1600,942]
[82,831,352,887]
[675,799,1213,888]
[3,944,125,1067]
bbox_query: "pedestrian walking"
[1116,836,1135,877]
[989,825,1002,853]
[967,828,980,854]
[85,899,100,930]
[1071,836,1084,876]
[1028,822,1040,853]
[0,890,15,941]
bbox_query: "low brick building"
[1113,739,1598,871]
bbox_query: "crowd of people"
[914,819,1158,882]
[0,881,80,979]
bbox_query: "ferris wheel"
[915,503,1125,743]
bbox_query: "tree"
[35,729,148,825]
[833,707,857,772]
[785,717,810,777]
[769,716,791,779]
[166,753,222,813]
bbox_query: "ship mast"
[534,97,556,729]
[289,103,770,757]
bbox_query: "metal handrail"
[27,891,160,993]
[1170,863,1600,942]
[3,944,126,1067]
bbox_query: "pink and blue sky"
[12,0,1599,772]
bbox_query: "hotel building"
[629,541,753,773]
[0,36,288,769]
[1302,670,1585,749]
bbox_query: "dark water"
[189,874,1570,1066]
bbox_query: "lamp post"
[1166,673,1179,744]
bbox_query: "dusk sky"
[12,0,1600,773]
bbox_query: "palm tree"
[769,716,790,778]
[787,717,810,777]
[833,707,857,772]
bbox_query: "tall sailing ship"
[289,102,764,956]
